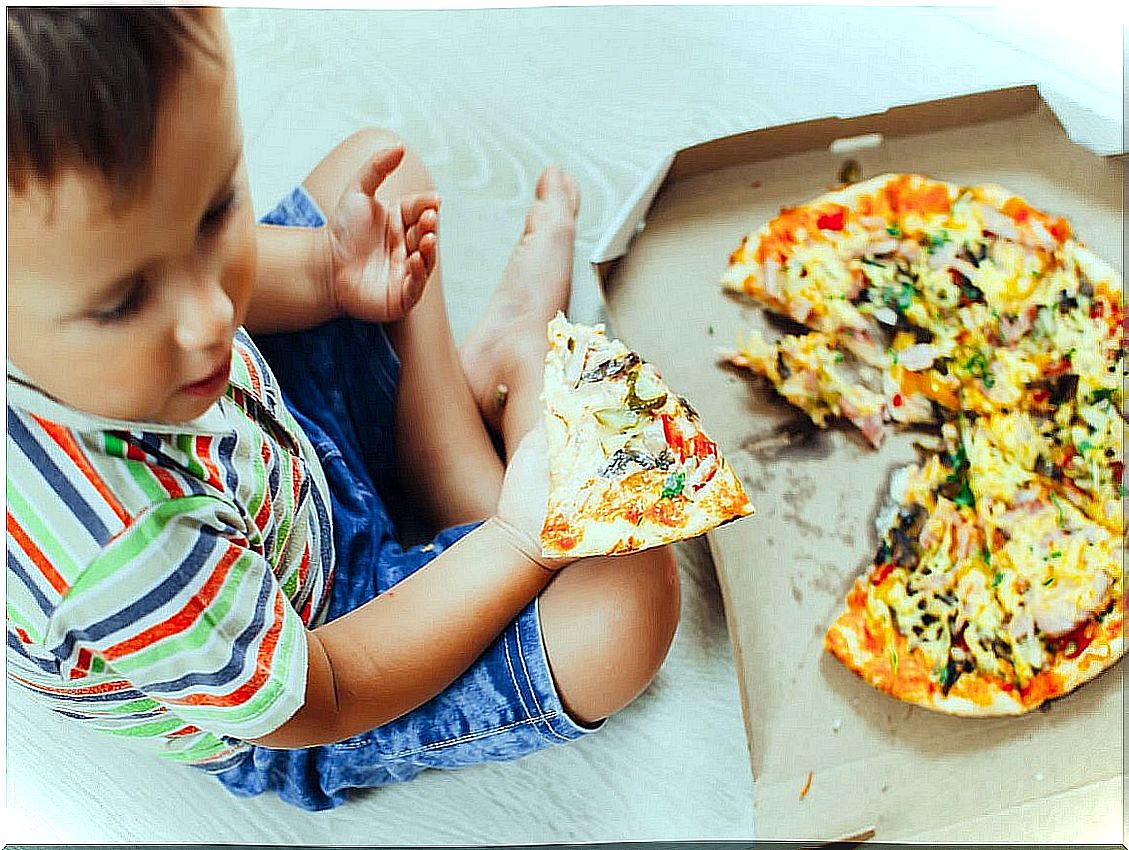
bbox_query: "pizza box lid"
[590,84,1125,843]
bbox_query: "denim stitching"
[502,631,537,725]
[514,615,574,743]
[386,712,560,760]
[329,736,376,752]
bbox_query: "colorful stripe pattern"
[6,329,333,768]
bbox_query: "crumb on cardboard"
[799,770,814,800]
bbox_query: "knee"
[601,546,681,682]
[303,127,435,213]
[540,545,681,725]
[346,127,435,193]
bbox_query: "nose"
[174,274,235,352]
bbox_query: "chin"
[176,392,225,422]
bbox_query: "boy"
[6,8,680,811]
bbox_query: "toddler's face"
[6,12,256,424]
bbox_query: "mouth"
[181,356,232,397]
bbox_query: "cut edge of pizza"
[721,328,890,447]
[540,312,754,558]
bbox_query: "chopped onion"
[927,240,959,270]
[898,343,940,372]
[867,237,899,256]
[874,306,898,326]
[761,259,782,298]
[976,203,1020,241]
[789,297,813,324]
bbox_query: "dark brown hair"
[7,7,216,197]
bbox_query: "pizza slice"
[723,328,890,447]
[540,313,754,558]
[825,419,1123,716]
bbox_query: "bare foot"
[461,165,580,455]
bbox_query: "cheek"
[223,214,258,321]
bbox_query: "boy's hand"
[495,425,573,571]
[325,145,439,324]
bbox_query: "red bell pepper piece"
[816,206,846,231]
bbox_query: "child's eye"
[200,190,238,237]
[93,277,147,324]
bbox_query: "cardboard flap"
[591,151,675,275]
[591,85,1125,276]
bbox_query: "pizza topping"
[580,352,640,383]
[660,471,686,499]
[592,406,641,433]
[624,366,668,413]
[600,447,673,478]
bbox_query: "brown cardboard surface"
[594,87,1125,842]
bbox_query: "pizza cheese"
[722,173,1124,714]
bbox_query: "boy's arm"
[243,223,336,334]
[249,517,564,749]
[248,426,566,748]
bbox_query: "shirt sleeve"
[41,494,309,741]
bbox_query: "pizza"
[540,313,753,558]
[721,173,1125,714]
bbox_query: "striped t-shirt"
[6,328,334,771]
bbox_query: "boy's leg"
[458,165,580,456]
[302,129,506,529]
[538,546,682,726]
[302,129,579,529]
[304,131,678,726]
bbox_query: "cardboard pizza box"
[591,85,1125,843]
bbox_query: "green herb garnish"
[991,570,1004,587]
[963,351,995,387]
[660,471,686,500]
[938,658,958,692]
[954,479,975,508]
[886,223,902,238]
[926,230,950,252]
[1050,492,1067,528]
[1090,388,1116,405]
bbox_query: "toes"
[536,165,580,217]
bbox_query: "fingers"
[399,230,436,316]
[357,145,406,197]
[403,193,440,283]
[401,192,440,232]
[405,208,438,255]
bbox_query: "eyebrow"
[86,147,244,308]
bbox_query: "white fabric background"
[4,5,1123,844]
